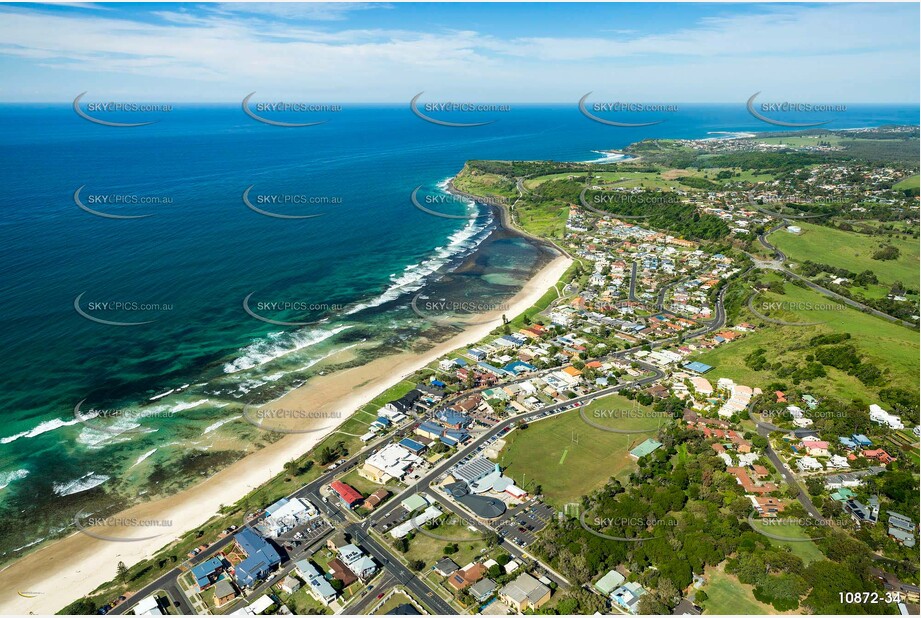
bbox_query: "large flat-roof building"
[232,528,281,589]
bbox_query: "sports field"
[497,393,665,506]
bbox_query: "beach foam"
[346,213,494,315]
[0,417,82,445]
[52,473,109,497]
[222,324,352,374]
[0,468,29,490]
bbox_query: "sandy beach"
[0,253,572,615]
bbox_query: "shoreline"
[0,241,572,615]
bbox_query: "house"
[328,559,358,587]
[338,544,377,580]
[796,457,823,472]
[280,575,301,594]
[433,557,460,577]
[869,404,904,429]
[360,443,423,483]
[191,556,227,590]
[363,488,390,510]
[595,570,626,596]
[295,560,338,605]
[863,449,897,465]
[500,573,552,612]
[233,528,281,588]
[435,409,472,429]
[449,563,486,591]
[470,578,498,602]
[800,439,829,457]
[131,595,164,615]
[852,434,873,447]
[330,481,363,509]
[727,466,777,493]
[611,582,647,614]
[887,512,917,548]
[845,496,880,525]
[241,595,274,615]
[629,439,662,460]
[258,497,318,538]
[750,496,786,518]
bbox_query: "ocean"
[0,102,916,559]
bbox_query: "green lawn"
[497,394,664,507]
[748,520,825,565]
[700,567,776,615]
[370,591,415,615]
[694,274,919,403]
[402,524,487,568]
[893,174,920,191]
[771,222,920,289]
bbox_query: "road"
[754,421,823,520]
[628,261,639,301]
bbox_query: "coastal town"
[67,127,921,618]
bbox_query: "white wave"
[0,468,29,490]
[222,325,352,374]
[346,214,494,315]
[149,388,175,401]
[76,416,156,450]
[130,448,157,469]
[204,414,241,434]
[1,417,82,445]
[170,399,210,413]
[53,472,109,496]
[584,150,632,164]
[10,536,45,553]
[702,131,756,140]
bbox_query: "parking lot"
[493,500,555,548]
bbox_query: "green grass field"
[370,591,415,615]
[693,274,919,403]
[748,521,825,564]
[498,394,664,506]
[402,524,487,568]
[700,567,776,615]
[771,222,920,289]
[893,174,920,191]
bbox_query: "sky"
[0,2,918,103]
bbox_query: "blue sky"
[0,2,918,102]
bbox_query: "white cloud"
[0,3,915,102]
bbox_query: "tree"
[117,560,129,584]
[409,559,425,571]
